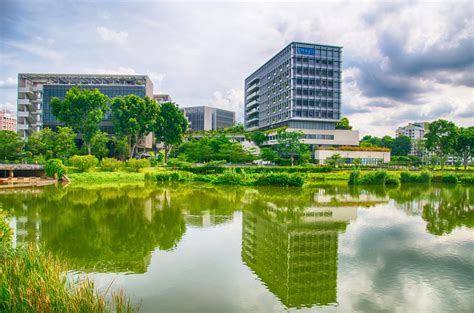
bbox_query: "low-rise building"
[181,106,235,131]
[153,94,172,104]
[396,122,429,157]
[314,148,391,165]
[0,110,17,131]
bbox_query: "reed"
[0,245,139,313]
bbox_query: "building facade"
[0,110,17,131]
[314,148,391,165]
[244,42,359,147]
[395,122,429,156]
[181,106,235,131]
[17,73,154,139]
[153,94,172,104]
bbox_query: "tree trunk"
[87,143,91,155]
[128,136,133,159]
[291,154,294,166]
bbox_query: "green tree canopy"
[54,127,77,160]
[50,87,109,155]
[250,131,267,146]
[335,117,352,130]
[456,127,474,169]
[154,102,188,163]
[111,95,159,158]
[0,130,23,161]
[424,119,459,168]
[90,131,110,159]
[275,131,306,166]
[392,135,411,156]
[25,128,55,158]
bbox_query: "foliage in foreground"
[348,170,400,187]
[44,158,66,180]
[0,245,138,313]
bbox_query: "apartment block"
[0,110,17,131]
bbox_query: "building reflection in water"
[242,192,361,309]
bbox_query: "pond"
[2,183,473,312]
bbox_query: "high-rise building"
[395,122,429,156]
[181,106,235,131]
[0,110,17,131]
[17,73,154,139]
[244,42,358,147]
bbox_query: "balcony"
[247,99,258,109]
[17,111,29,117]
[18,98,30,105]
[246,108,259,115]
[246,116,259,124]
[18,87,31,94]
[247,84,259,94]
[247,91,258,101]
[17,124,28,130]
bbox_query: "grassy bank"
[0,212,138,312]
[64,166,474,188]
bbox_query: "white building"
[314,148,391,165]
[396,122,429,157]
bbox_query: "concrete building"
[17,73,153,138]
[181,106,235,131]
[17,73,154,151]
[244,42,359,147]
[396,122,429,156]
[0,110,17,131]
[314,148,391,165]
[153,94,172,104]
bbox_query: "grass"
[65,166,474,187]
[0,245,139,313]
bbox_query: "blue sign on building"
[297,47,315,55]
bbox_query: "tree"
[90,131,110,159]
[0,130,23,160]
[50,87,109,155]
[250,131,267,146]
[275,131,305,166]
[111,136,129,161]
[54,127,77,160]
[425,120,459,169]
[25,128,55,158]
[392,135,411,156]
[335,117,352,130]
[326,153,343,168]
[111,95,159,158]
[260,147,277,162]
[154,102,188,163]
[381,136,394,149]
[456,127,474,170]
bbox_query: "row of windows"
[304,134,335,140]
[294,46,341,59]
[288,121,336,130]
[295,67,339,78]
[294,57,341,67]
[295,89,339,97]
[295,99,339,108]
[293,110,336,119]
[295,78,340,87]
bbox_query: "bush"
[213,169,246,185]
[100,157,123,172]
[0,210,12,246]
[441,174,457,184]
[69,155,98,172]
[385,174,400,187]
[358,170,388,185]
[126,158,151,172]
[400,171,432,184]
[348,170,360,185]
[254,173,304,187]
[44,158,66,179]
[459,175,474,184]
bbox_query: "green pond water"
[2,183,473,312]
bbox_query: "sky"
[1,0,473,137]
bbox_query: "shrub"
[100,157,123,172]
[441,174,457,184]
[44,158,66,179]
[126,158,151,172]
[213,169,246,185]
[0,210,12,246]
[254,173,304,187]
[358,170,388,185]
[385,174,400,187]
[400,171,432,184]
[459,175,474,184]
[348,170,360,185]
[69,155,98,172]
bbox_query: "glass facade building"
[244,42,342,131]
[17,73,153,138]
[181,106,235,132]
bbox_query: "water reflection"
[0,183,472,312]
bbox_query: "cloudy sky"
[1,0,473,136]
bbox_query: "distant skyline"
[1,0,473,137]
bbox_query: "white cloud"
[82,66,138,75]
[0,77,17,89]
[96,26,128,46]
[6,41,63,62]
[0,102,16,113]
[208,89,244,122]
